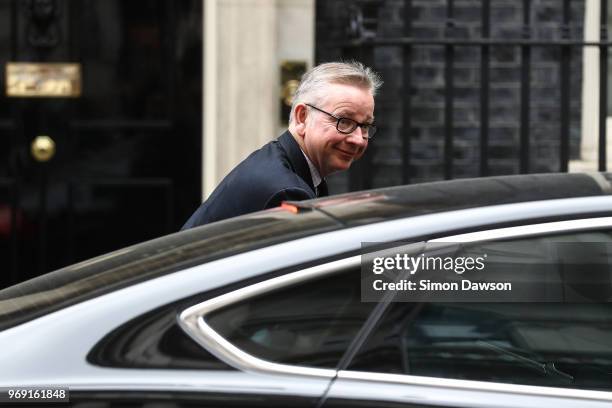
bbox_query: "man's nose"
[346,127,368,146]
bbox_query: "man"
[181,61,382,229]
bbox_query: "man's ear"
[293,103,308,137]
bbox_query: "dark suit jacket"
[181,131,317,229]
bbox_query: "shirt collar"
[300,149,322,189]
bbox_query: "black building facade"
[318,0,588,191]
[2,0,608,288]
[0,0,202,287]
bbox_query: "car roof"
[292,172,612,226]
[1,172,610,331]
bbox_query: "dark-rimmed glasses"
[305,104,377,140]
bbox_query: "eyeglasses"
[305,104,377,140]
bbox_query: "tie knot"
[317,179,328,197]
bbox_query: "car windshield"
[0,208,340,331]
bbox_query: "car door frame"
[322,216,612,408]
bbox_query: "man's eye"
[338,118,356,130]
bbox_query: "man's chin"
[330,159,353,173]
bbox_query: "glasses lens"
[367,124,377,139]
[337,118,357,133]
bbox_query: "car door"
[70,255,379,406]
[321,218,612,408]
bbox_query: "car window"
[89,305,233,370]
[347,230,612,391]
[205,267,376,369]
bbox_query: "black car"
[1,172,612,407]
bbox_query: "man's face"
[302,84,374,177]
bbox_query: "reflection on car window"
[89,306,233,370]
[348,230,612,391]
[206,268,375,369]
[0,210,338,331]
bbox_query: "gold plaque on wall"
[5,63,81,97]
[280,60,307,123]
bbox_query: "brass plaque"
[280,60,307,123]
[6,63,81,97]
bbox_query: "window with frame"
[206,266,376,369]
[347,229,612,391]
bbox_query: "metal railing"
[336,0,609,188]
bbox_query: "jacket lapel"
[278,130,316,194]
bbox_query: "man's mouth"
[335,147,357,159]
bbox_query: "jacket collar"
[278,130,316,193]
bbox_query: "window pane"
[206,268,375,369]
[89,308,232,370]
[348,230,612,391]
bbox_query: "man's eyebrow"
[334,108,353,116]
[335,109,374,123]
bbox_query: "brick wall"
[317,0,585,192]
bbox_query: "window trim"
[429,216,612,243]
[178,255,362,379]
[335,370,612,403]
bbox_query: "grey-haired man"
[182,61,381,229]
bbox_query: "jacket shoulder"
[181,136,315,228]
